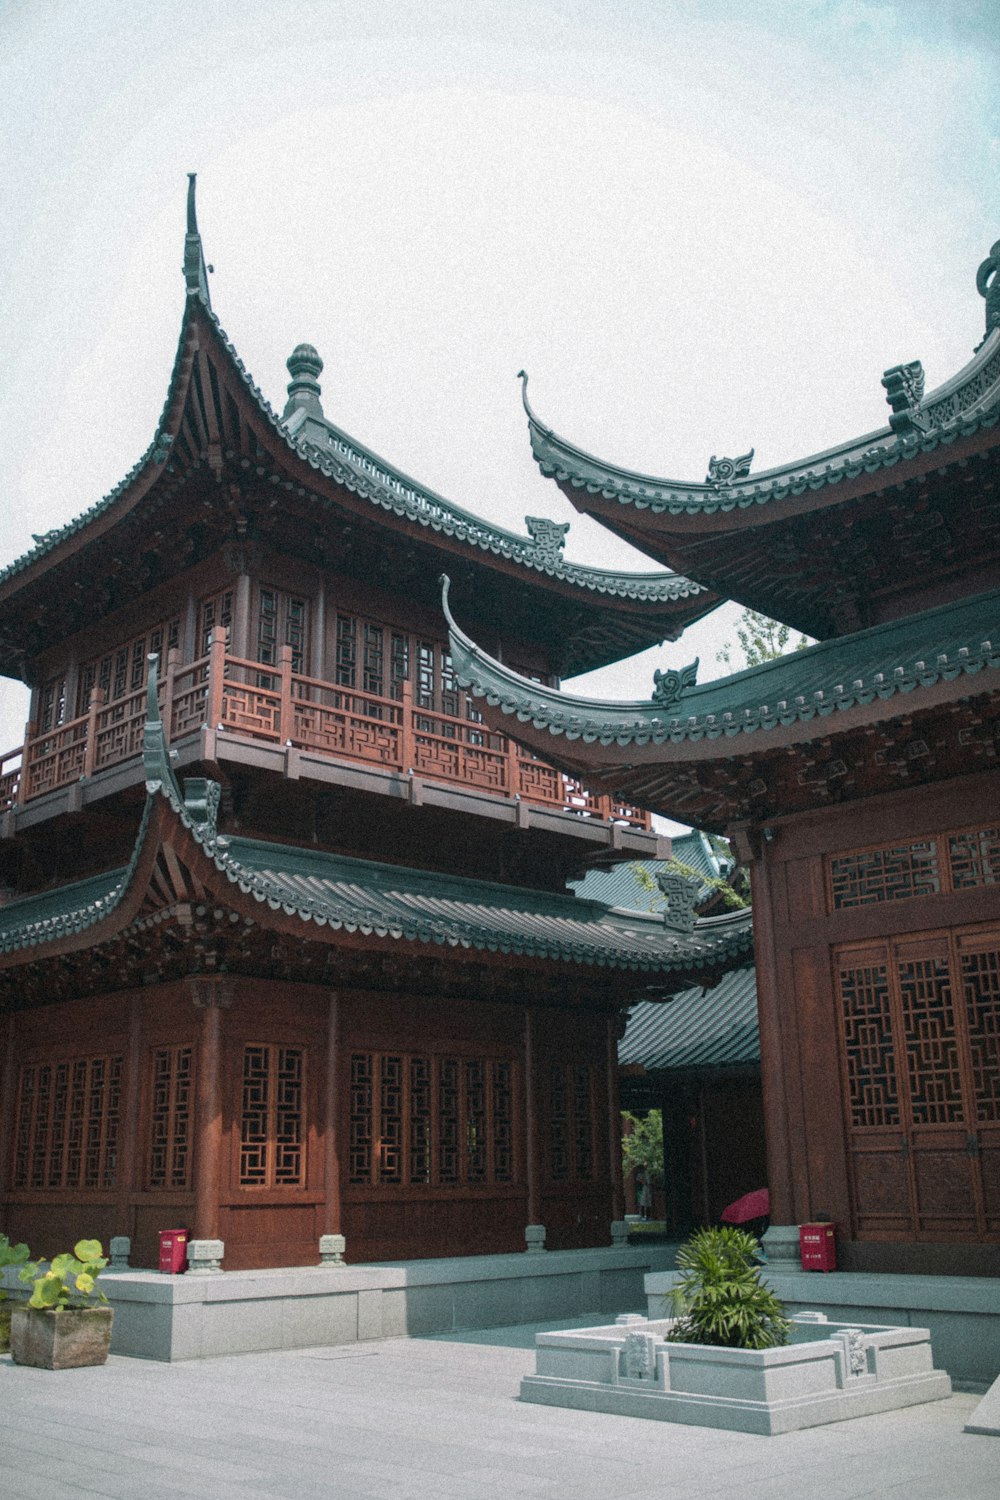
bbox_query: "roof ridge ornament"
[143,654,183,801]
[976,238,1000,343]
[882,360,927,435]
[283,343,325,421]
[652,658,699,707]
[656,868,701,934]
[706,450,753,486]
[525,515,570,564]
[183,173,213,308]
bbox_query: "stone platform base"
[520,1315,952,1435]
[4,1245,676,1362]
[646,1267,1000,1389]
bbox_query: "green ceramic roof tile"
[619,967,759,1072]
[570,833,723,910]
[444,577,1000,747]
[520,331,1000,517]
[0,671,754,974]
[0,190,710,617]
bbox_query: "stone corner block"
[108,1236,132,1270]
[761,1224,803,1272]
[610,1220,629,1247]
[524,1223,547,1254]
[319,1233,346,1266]
[186,1239,225,1275]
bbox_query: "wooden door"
[836,926,1000,1241]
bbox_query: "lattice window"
[285,599,307,675]
[348,1052,373,1183]
[550,1065,569,1181]
[379,1055,403,1183]
[348,1050,516,1188]
[410,1056,432,1183]
[274,1048,304,1185]
[440,652,460,719]
[416,642,435,711]
[199,589,233,655]
[950,830,1000,890]
[239,1044,305,1188]
[466,1060,488,1182]
[79,615,182,714]
[898,953,963,1125]
[492,1061,513,1183]
[390,633,409,701]
[148,1046,193,1189]
[438,1057,460,1185]
[962,947,1000,1123]
[257,589,279,667]
[573,1065,595,1181]
[13,1053,122,1190]
[335,614,357,689]
[837,960,899,1127]
[38,677,66,733]
[363,624,385,697]
[830,841,939,909]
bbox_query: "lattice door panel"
[836,928,1000,1242]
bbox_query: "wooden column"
[524,1008,541,1225]
[233,570,252,661]
[0,1011,16,1201]
[312,577,326,681]
[191,978,231,1241]
[114,994,144,1235]
[606,1015,625,1223]
[206,627,228,729]
[746,851,796,1225]
[323,992,342,1235]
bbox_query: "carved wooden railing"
[0,632,651,829]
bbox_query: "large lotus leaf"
[73,1239,104,1264]
[28,1273,63,1309]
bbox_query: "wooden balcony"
[0,631,651,830]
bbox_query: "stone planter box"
[10,1306,114,1370]
[520,1313,952,1435]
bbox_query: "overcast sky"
[2,1,998,779]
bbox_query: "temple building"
[0,180,756,1273]
[446,240,1000,1276]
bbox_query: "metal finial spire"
[183,173,212,307]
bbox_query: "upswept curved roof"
[0,665,753,979]
[0,180,715,677]
[444,577,1000,750]
[443,572,1000,827]
[517,243,1000,639]
[520,333,1000,520]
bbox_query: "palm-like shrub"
[666,1226,790,1350]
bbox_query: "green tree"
[716,607,812,670]
[622,1108,664,1183]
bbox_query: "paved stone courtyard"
[1,1318,994,1500]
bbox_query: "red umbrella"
[720,1187,769,1225]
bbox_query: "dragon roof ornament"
[518,238,1000,517]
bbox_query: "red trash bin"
[799,1222,836,1272]
[159,1229,189,1274]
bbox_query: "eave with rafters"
[0,669,753,1010]
[517,241,1000,639]
[444,576,1000,835]
[0,179,715,688]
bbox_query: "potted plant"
[666,1225,790,1349]
[0,1234,31,1353]
[10,1239,113,1369]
